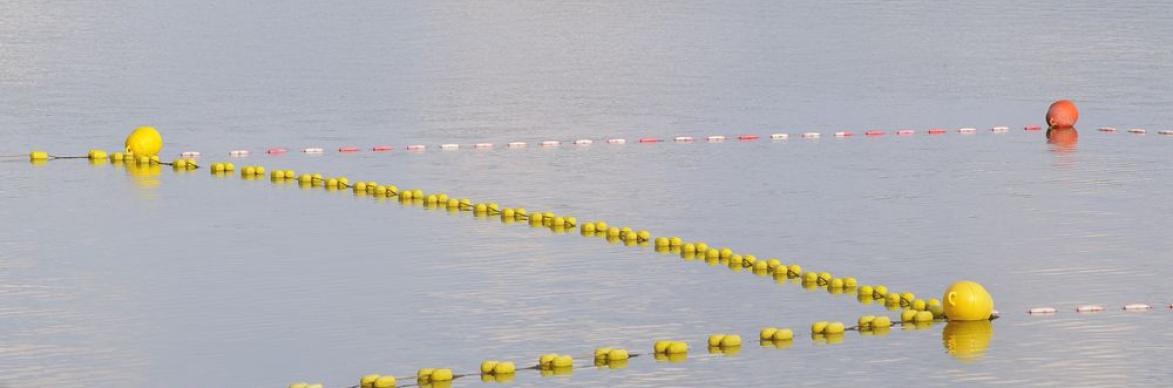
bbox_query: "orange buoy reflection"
[1046,127,1078,152]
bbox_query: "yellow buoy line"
[204,162,995,388]
[31,128,1002,388]
[295,317,965,388]
[36,150,999,387]
[30,148,947,316]
[239,162,940,314]
[35,152,995,387]
[26,148,201,170]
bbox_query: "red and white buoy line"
[1095,127,1173,135]
[1026,303,1171,315]
[173,124,1170,159]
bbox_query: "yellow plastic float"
[943,281,995,321]
[124,126,163,156]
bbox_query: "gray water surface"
[3,1,1173,387]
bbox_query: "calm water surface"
[2,1,1172,387]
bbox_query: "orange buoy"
[1046,100,1079,128]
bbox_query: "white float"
[1028,307,1057,314]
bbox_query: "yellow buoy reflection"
[603,359,628,369]
[125,163,161,189]
[942,320,993,363]
[653,353,687,363]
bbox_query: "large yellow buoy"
[125,126,163,156]
[943,281,994,321]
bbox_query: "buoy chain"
[15,126,1173,164]
[176,125,1173,159]
[40,147,1006,388]
[25,152,203,170]
[846,318,949,332]
[318,353,651,388]
[1026,303,1165,315]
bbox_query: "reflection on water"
[124,163,161,190]
[942,321,994,363]
[1047,127,1079,153]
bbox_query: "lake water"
[2,1,1172,387]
